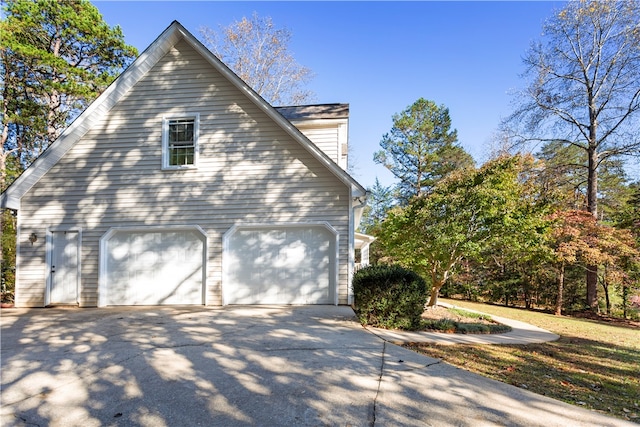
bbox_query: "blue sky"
[94,1,569,189]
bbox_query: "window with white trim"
[162,115,199,169]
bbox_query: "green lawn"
[406,298,640,424]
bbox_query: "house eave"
[0,194,19,211]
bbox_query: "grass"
[447,307,492,321]
[406,298,640,424]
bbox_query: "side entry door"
[48,230,79,305]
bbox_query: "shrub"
[353,264,428,330]
[423,319,457,333]
[457,323,512,334]
[422,320,512,334]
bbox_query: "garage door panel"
[225,226,335,305]
[104,229,204,306]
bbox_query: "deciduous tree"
[378,155,535,306]
[504,0,640,309]
[477,157,555,309]
[200,12,314,106]
[549,210,639,315]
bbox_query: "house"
[0,21,371,308]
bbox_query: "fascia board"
[0,194,19,210]
[355,232,377,243]
[289,118,349,128]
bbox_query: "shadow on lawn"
[408,335,640,423]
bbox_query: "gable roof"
[1,21,365,211]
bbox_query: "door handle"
[51,265,56,273]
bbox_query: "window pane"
[169,145,195,166]
[169,120,194,143]
[167,118,195,166]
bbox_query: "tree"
[1,0,138,189]
[477,158,555,309]
[504,0,640,309]
[358,178,395,234]
[549,210,598,315]
[536,140,632,220]
[374,98,474,204]
[200,12,314,106]
[378,155,533,306]
[611,182,640,242]
[549,210,640,315]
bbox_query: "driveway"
[0,306,632,427]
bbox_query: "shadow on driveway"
[0,306,632,427]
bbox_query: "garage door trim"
[98,225,208,307]
[222,222,339,305]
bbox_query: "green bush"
[462,323,512,334]
[423,319,457,333]
[353,264,428,330]
[423,320,512,334]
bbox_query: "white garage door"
[224,225,336,304]
[103,229,205,306]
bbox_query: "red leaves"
[549,210,639,268]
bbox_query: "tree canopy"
[377,155,543,306]
[372,149,639,316]
[358,178,395,234]
[200,12,315,106]
[374,98,474,204]
[1,0,137,189]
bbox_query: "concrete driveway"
[0,305,632,427]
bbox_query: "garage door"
[224,225,336,304]
[103,228,205,306]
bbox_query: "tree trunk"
[586,264,599,311]
[427,281,443,307]
[0,145,5,277]
[555,262,564,316]
[586,146,599,310]
[47,36,62,147]
[602,266,610,315]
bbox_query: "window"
[162,115,199,169]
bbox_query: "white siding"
[294,120,349,170]
[15,39,351,307]
[297,126,339,163]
